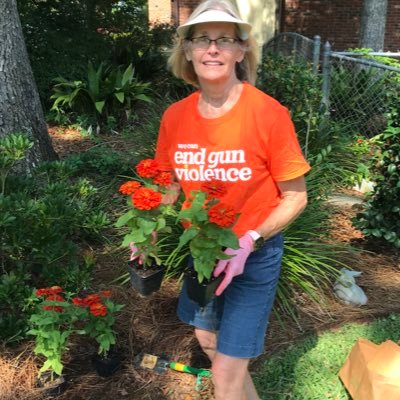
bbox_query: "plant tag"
[140,354,158,370]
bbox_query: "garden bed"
[1,131,399,400]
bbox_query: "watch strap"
[246,230,261,241]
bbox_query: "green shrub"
[256,54,323,151]
[354,126,400,248]
[0,271,32,342]
[50,63,152,130]
[0,135,113,341]
[65,145,132,178]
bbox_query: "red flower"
[119,181,141,195]
[357,139,364,143]
[89,302,107,317]
[201,180,227,198]
[48,286,63,294]
[72,297,86,307]
[131,187,162,210]
[100,290,112,298]
[136,159,160,178]
[83,294,101,305]
[43,294,65,312]
[36,286,63,296]
[152,171,172,187]
[36,288,49,296]
[208,203,236,227]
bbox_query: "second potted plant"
[72,291,125,377]
[173,180,240,307]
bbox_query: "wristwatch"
[246,230,264,251]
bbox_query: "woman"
[155,1,310,399]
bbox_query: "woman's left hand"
[213,233,254,296]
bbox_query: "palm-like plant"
[50,62,152,128]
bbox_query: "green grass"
[255,313,400,400]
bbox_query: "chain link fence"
[262,33,400,136]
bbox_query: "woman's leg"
[195,329,260,400]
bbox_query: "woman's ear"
[236,41,248,63]
[184,48,192,62]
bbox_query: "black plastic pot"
[185,269,224,307]
[128,260,165,296]
[92,349,121,377]
[36,372,67,397]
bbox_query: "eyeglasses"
[188,36,239,50]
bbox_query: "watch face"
[254,237,264,251]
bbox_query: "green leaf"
[115,210,135,227]
[95,101,105,114]
[135,93,152,103]
[156,217,166,231]
[122,231,145,246]
[87,62,101,98]
[178,226,199,248]
[138,218,156,235]
[115,92,124,103]
[121,64,134,87]
[218,229,239,249]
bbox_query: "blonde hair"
[168,0,259,87]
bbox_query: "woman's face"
[185,22,245,85]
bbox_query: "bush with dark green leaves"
[256,54,323,152]
[0,134,110,341]
[354,126,400,248]
[19,0,149,108]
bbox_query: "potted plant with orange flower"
[173,180,240,306]
[28,286,78,396]
[116,158,177,296]
[72,291,124,377]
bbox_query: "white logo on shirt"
[173,146,252,182]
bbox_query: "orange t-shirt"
[155,83,311,235]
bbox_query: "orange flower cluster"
[43,294,65,312]
[131,187,162,210]
[119,180,141,195]
[208,203,236,228]
[89,303,107,317]
[36,287,65,312]
[136,159,160,178]
[71,291,113,316]
[36,286,63,296]
[201,180,228,198]
[153,171,172,187]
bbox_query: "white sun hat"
[176,9,252,40]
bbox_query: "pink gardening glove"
[129,232,158,264]
[213,233,254,296]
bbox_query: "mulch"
[2,131,399,400]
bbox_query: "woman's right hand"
[161,181,181,204]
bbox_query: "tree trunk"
[0,0,58,175]
[359,0,388,51]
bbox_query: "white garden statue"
[333,268,368,306]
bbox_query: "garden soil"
[1,131,399,400]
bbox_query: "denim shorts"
[177,233,284,359]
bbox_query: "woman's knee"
[211,353,249,398]
[195,328,217,358]
[211,353,248,386]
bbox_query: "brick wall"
[283,0,400,51]
[177,0,200,25]
[386,1,400,50]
